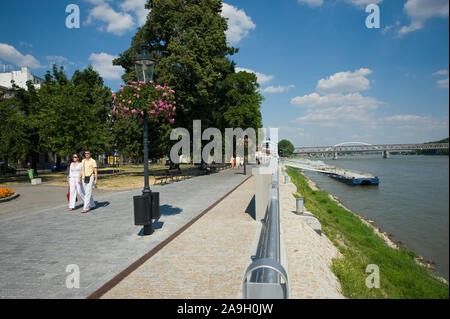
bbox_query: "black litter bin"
[150,192,160,220]
[133,192,160,236]
[133,194,152,226]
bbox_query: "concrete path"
[102,177,259,299]
[0,169,247,299]
[279,179,345,299]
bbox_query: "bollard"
[284,175,290,184]
[296,197,304,214]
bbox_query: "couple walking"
[67,150,98,213]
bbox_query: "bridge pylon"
[382,150,390,159]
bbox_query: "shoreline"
[300,170,448,285]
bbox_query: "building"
[0,66,43,90]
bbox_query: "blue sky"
[1,0,448,146]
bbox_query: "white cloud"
[261,84,295,94]
[294,104,377,123]
[384,114,427,121]
[297,0,324,7]
[0,43,43,69]
[88,52,124,80]
[436,78,449,89]
[316,68,373,94]
[85,1,136,35]
[291,92,382,108]
[235,67,274,85]
[221,3,256,44]
[433,69,449,76]
[120,0,150,27]
[398,0,449,36]
[345,0,382,7]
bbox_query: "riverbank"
[286,168,449,299]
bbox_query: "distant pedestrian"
[236,156,241,168]
[79,150,97,213]
[67,154,85,211]
[231,156,235,168]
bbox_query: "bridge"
[293,142,449,159]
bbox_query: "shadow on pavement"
[160,204,182,216]
[245,195,256,220]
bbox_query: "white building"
[0,66,43,90]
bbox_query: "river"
[293,154,449,280]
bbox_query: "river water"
[294,154,449,280]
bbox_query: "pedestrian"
[236,156,241,168]
[79,150,97,213]
[231,156,235,168]
[67,154,85,211]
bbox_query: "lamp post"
[133,44,159,236]
[134,44,155,195]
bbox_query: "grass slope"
[287,169,449,299]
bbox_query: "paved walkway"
[0,169,247,299]
[102,177,259,299]
[279,179,345,299]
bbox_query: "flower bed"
[0,187,15,199]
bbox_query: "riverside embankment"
[285,167,449,299]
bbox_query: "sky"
[1,0,449,146]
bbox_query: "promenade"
[1,164,346,299]
[0,169,248,298]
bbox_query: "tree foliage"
[113,0,262,140]
[278,139,294,157]
[38,65,113,158]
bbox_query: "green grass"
[287,168,449,299]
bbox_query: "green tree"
[0,97,30,168]
[278,139,294,157]
[220,71,263,131]
[8,81,43,172]
[113,0,247,134]
[38,65,113,164]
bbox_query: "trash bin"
[150,192,160,220]
[28,169,34,180]
[133,194,152,226]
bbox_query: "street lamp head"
[134,44,155,83]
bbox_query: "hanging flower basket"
[112,81,176,124]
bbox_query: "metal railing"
[242,164,289,299]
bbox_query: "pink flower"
[131,109,136,114]
[137,94,140,98]
[124,107,129,111]
[137,88,141,91]
[169,119,175,124]
[128,100,132,104]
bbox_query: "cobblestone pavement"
[0,169,247,299]
[102,177,259,299]
[279,179,345,299]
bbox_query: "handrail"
[242,160,289,299]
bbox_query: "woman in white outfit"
[67,154,85,211]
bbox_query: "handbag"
[67,184,78,202]
[83,160,92,184]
